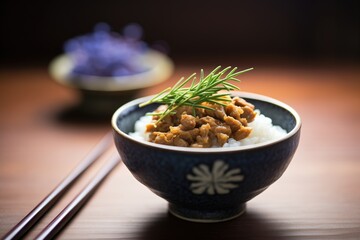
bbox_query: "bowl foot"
[168,203,246,223]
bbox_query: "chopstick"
[35,154,121,240]
[3,133,113,240]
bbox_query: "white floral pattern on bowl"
[186,160,244,195]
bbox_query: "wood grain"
[1,59,360,239]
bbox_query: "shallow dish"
[49,50,173,116]
[112,92,301,222]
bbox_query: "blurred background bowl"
[49,49,173,117]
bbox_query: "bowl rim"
[112,92,301,153]
[49,49,174,91]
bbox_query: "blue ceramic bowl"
[112,92,301,222]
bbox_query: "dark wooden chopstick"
[35,154,121,240]
[3,133,113,240]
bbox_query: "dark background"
[0,0,359,65]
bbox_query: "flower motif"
[186,160,244,195]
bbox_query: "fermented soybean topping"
[145,97,257,148]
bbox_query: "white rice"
[129,110,287,147]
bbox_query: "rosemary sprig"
[139,66,253,122]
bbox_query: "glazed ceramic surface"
[112,92,301,222]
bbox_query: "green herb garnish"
[139,66,253,122]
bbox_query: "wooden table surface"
[1,59,360,239]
